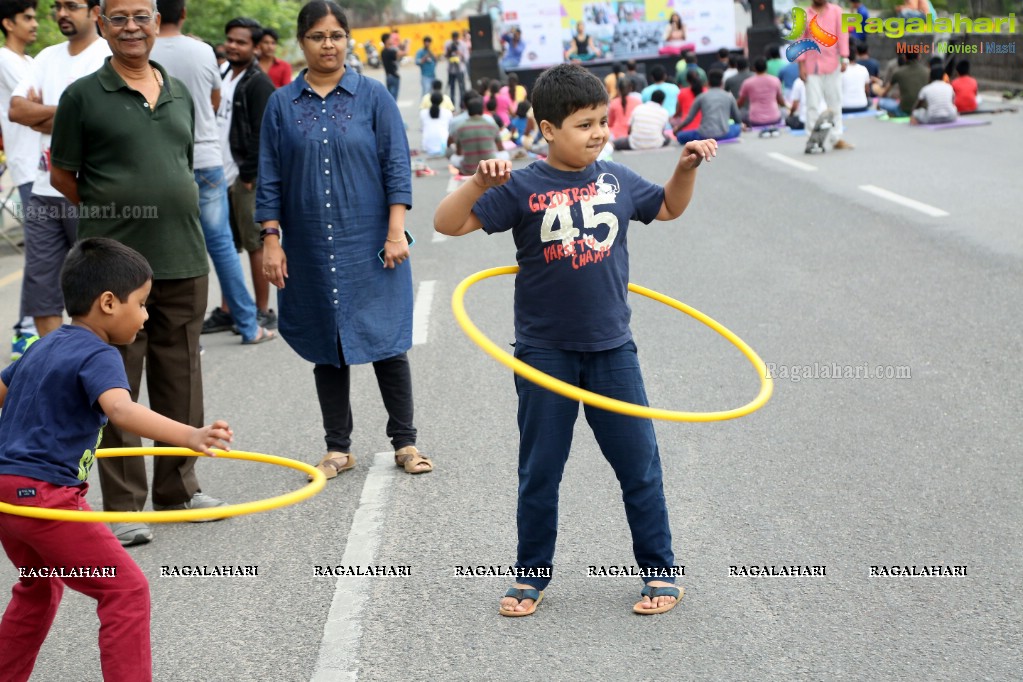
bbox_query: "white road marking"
[311,452,395,682]
[859,184,949,217]
[767,152,817,172]
[412,280,435,345]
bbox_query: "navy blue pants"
[512,341,674,590]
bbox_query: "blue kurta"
[256,69,413,366]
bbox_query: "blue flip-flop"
[633,585,683,615]
[499,587,543,617]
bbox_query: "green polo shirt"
[51,57,207,280]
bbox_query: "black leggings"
[313,340,416,453]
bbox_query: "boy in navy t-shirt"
[435,63,716,617]
[0,238,233,681]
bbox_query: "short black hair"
[717,47,729,59]
[856,43,869,56]
[155,0,183,25]
[753,57,767,73]
[431,78,443,90]
[708,68,724,87]
[956,59,970,75]
[929,66,945,82]
[531,63,608,129]
[736,57,749,71]
[381,31,390,43]
[262,27,279,42]
[0,0,36,38]
[225,17,263,44]
[648,64,666,82]
[424,35,431,43]
[467,98,484,116]
[296,1,348,41]
[515,100,531,118]
[765,44,780,60]
[650,89,666,104]
[62,238,152,317]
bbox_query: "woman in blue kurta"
[256,1,432,476]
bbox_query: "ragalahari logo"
[782,7,837,62]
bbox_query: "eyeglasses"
[51,2,89,14]
[101,13,155,28]
[303,32,348,45]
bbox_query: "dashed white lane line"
[859,184,949,217]
[412,280,435,346]
[311,452,395,682]
[766,152,818,172]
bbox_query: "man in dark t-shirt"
[381,31,407,100]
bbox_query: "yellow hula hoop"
[0,448,326,523]
[452,266,773,422]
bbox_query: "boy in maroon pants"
[0,238,232,681]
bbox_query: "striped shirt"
[627,101,670,150]
[454,115,500,175]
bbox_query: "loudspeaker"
[469,50,501,88]
[747,25,782,61]
[751,0,776,27]
[468,14,494,52]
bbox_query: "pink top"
[739,74,783,124]
[608,93,641,139]
[486,92,515,125]
[800,1,849,76]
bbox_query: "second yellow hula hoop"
[0,448,326,523]
[452,266,773,422]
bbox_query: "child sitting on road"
[0,238,233,681]
[435,63,716,617]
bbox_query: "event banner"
[501,0,566,67]
[498,0,739,68]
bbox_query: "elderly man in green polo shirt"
[50,0,228,547]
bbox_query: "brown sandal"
[310,452,355,481]
[394,445,433,474]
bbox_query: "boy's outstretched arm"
[98,388,233,456]
[434,159,512,236]
[657,139,717,221]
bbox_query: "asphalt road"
[0,64,1020,681]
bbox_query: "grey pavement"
[0,62,1020,680]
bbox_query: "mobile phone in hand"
[378,229,415,264]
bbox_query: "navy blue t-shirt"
[473,160,664,351]
[0,325,130,487]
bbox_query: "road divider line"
[311,452,395,682]
[859,184,949,217]
[767,152,817,172]
[0,270,22,289]
[412,280,435,346]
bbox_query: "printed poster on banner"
[501,0,564,67]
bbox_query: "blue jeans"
[386,74,400,100]
[195,167,258,341]
[878,98,909,118]
[420,74,433,98]
[512,340,674,590]
[676,123,741,144]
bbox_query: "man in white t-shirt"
[0,0,41,359]
[613,89,671,150]
[9,0,109,337]
[840,56,871,113]
[911,67,958,125]
[152,0,270,346]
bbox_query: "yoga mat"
[922,118,992,130]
